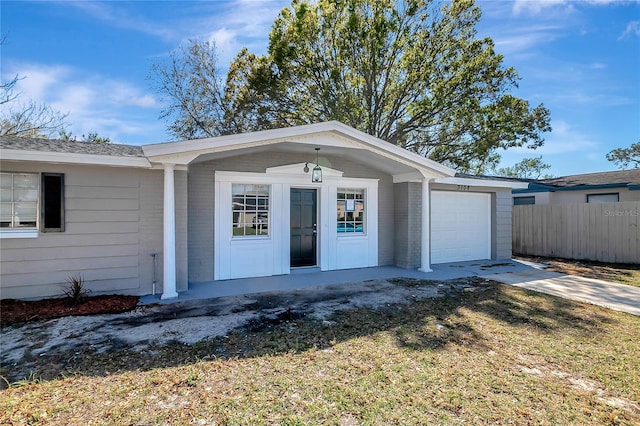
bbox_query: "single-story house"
[513,170,640,205]
[0,121,525,300]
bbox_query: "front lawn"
[2,282,639,425]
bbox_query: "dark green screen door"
[290,188,317,267]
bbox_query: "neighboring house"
[512,170,640,205]
[0,121,524,300]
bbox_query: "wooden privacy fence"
[513,201,640,264]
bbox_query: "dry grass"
[2,282,639,425]
[517,256,640,287]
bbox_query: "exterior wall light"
[312,148,322,182]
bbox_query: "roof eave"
[0,149,152,168]
[516,182,636,193]
[434,176,529,189]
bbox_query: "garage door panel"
[431,191,490,264]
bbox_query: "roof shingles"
[538,169,640,187]
[0,136,145,157]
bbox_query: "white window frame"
[337,187,366,235]
[0,172,39,239]
[231,183,271,238]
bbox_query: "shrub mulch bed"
[0,295,139,327]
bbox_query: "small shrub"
[62,274,89,306]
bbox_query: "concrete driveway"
[488,266,640,316]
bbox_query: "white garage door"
[431,191,491,264]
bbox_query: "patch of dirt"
[515,255,640,285]
[0,295,139,327]
[0,277,478,383]
[517,355,640,415]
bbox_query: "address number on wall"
[457,185,470,191]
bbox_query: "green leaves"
[494,156,553,180]
[606,141,640,170]
[151,0,551,173]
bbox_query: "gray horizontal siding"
[0,162,168,300]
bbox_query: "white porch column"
[419,178,432,272]
[162,163,178,299]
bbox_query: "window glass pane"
[231,184,245,196]
[14,174,38,188]
[0,203,12,223]
[15,202,37,226]
[0,173,12,188]
[255,185,269,196]
[14,189,38,202]
[587,193,619,203]
[513,196,535,205]
[0,188,11,202]
[232,196,244,211]
[337,188,364,234]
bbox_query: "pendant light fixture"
[312,147,322,182]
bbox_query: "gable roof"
[142,121,456,179]
[513,169,640,194]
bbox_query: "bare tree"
[0,100,67,138]
[1,35,20,106]
[0,34,68,138]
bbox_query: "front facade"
[1,122,522,300]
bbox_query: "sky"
[1,0,639,177]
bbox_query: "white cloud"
[126,94,158,108]
[207,27,240,60]
[619,21,640,39]
[7,64,72,102]
[492,25,562,54]
[4,61,160,143]
[513,0,570,15]
[512,120,598,155]
[512,0,627,15]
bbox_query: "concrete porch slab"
[140,259,530,304]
